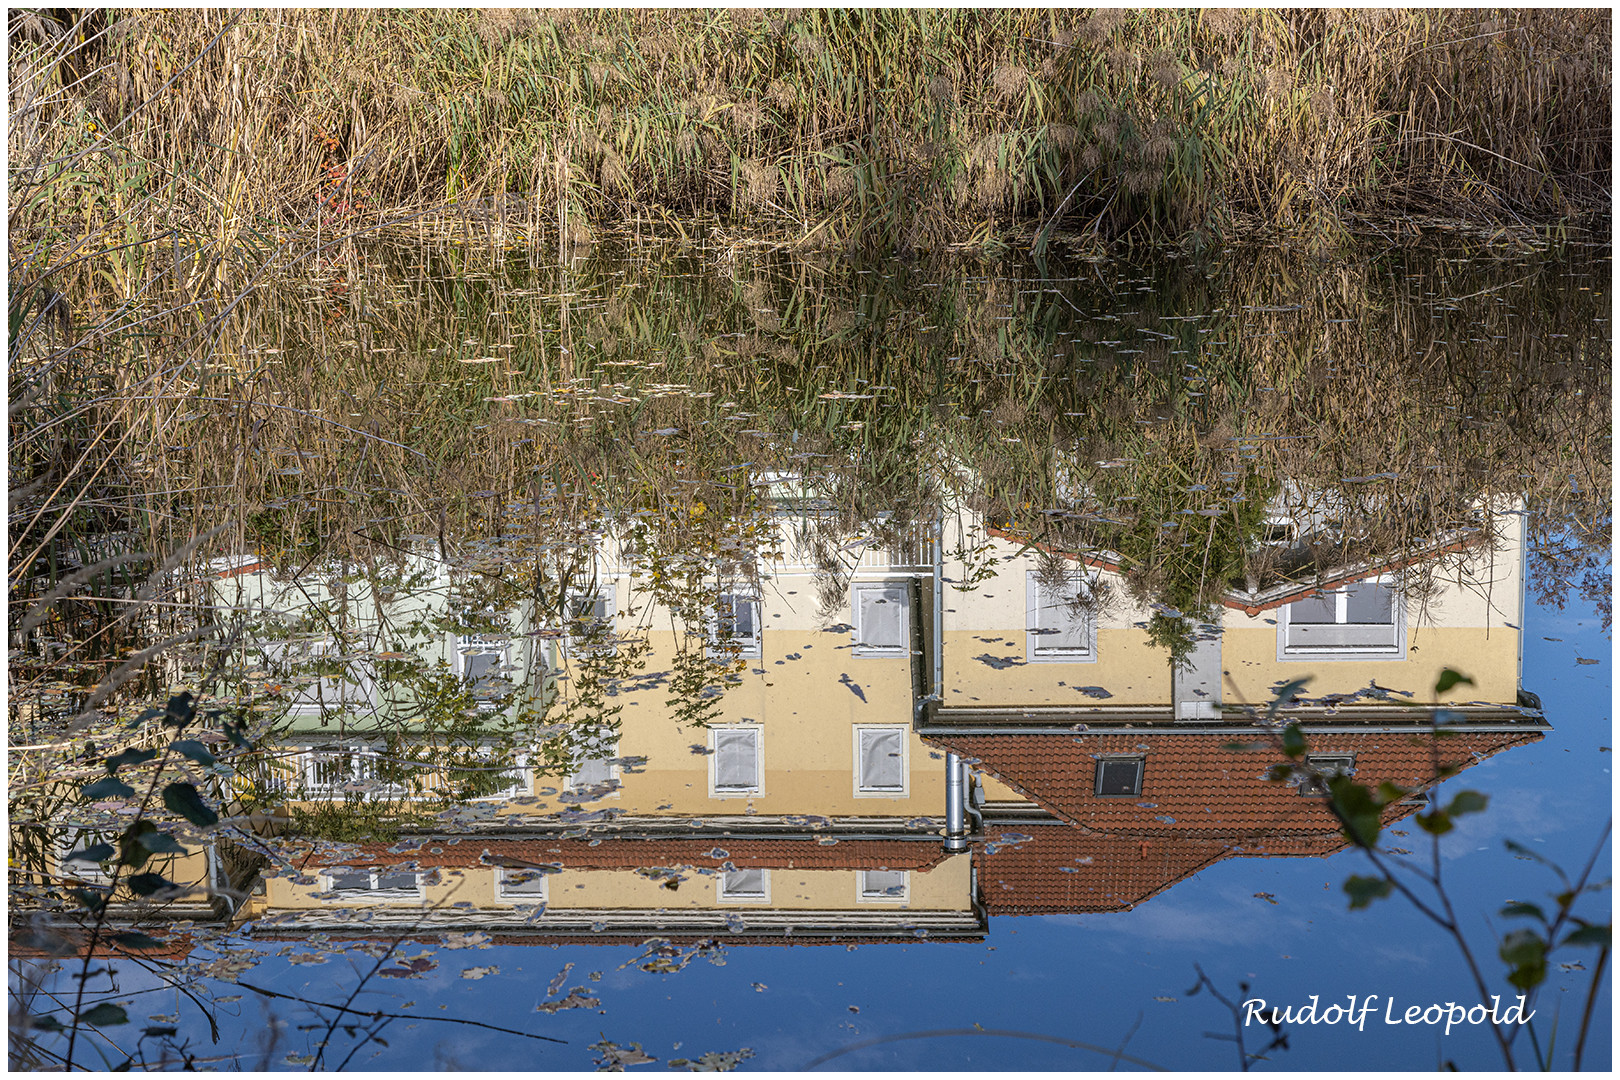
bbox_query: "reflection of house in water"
[209,495,1546,944]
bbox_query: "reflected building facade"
[56,493,1544,946]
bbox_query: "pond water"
[8,235,1611,1071]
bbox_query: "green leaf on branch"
[118,822,155,870]
[1499,929,1548,991]
[1344,874,1393,909]
[69,887,110,913]
[1499,901,1546,922]
[1280,723,1306,759]
[1415,809,1454,836]
[1434,668,1474,696]
[1327,775,1384,847]
[79,1003,129,1027]
[135,829,188,858]
[1445,790,1488,817]
[1562,924,1611,948]
[127,873,178,897]
[81,776,135,801]
[163,692,196,729]
[104,747,158,775]
[27,1014,66,1033]
[170,740,216,767]
[1267,678,1311,722]
[162,782,218,827]
[110,931,168,950]
[65,843,115,864]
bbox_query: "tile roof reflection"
[929,729,1541,839]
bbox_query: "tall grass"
[8,9,1610,256]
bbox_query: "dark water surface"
[9,236,1610,1071]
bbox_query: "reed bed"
[8,8,1611,258]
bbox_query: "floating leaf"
[162,783,218,827]
[79,1003,129,1027]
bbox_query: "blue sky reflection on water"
[116,584,1603,1074]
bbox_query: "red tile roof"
[975,824,1346,916]
[930,729,1541,839]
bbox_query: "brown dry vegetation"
[8,7,1611,260]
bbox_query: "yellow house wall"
[264,855,972,912]
[549,569,943,818]
[1224,512,1525,704]
[939,529,1170,705]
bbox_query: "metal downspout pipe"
[944,752,970,851]
[934,514,973,851]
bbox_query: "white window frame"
[454,631,513,701]
[1025,571,1098,663]
[54,830,116,885]
[850,580,912,658]
[267,638,376,717]
[298,745,407,800]
[563,585,617,657]
[468,746,531,801]
[708,591,762,660]
[494,865,551,902]
[856,869,910,904]
[717,868,771,904]
[852,725,909,798]
[1299,754,1356,797]
[566,736,622,800]
[709,725,763,798]
[321,867,424,902]
[1276,576,1405,661]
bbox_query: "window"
[1094,757,1144,797]
[325,868,423,901]
[1299,754,1355,797]
[462,746,530,801]
[55,830,115,886]
[566,733,621,798]
[300,745,406,800]
[266,639,374,717]
[564,587,616,656]
[710,726,762,797]
[1026,572,1097,662]
[851,581,911,657]
[709,592,761,660]
[853,726,908,797]
[495,866,550,901]
[718,868,770,903]
[1278,578,1403,659]
[857,870,909,904]
[455,633,512,700]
